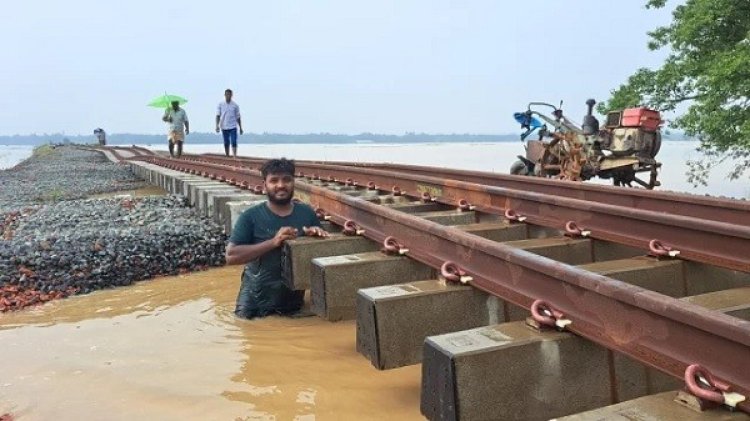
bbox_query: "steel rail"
[175,155,750,272]
[91,146,153,161]
[125,145,157,156]
[143,155,750,414]
[110,146,160,158]
[87,146,129,162]
[198,153,750,227]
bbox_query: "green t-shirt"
[229,201,320,318]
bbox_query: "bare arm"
[184,120,190,134]
[225,226,297,265]
[225,239,277,265]
[236,105,243,134]
[215,115,220,132]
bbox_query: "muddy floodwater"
[0,266,423,420]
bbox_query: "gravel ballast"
[0,146,226,311]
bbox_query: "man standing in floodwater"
[162,100,189,158]
[225,158,328,319]
[216,88,243,157]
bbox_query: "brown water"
[0,266,423,420]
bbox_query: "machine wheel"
[612,165,661,189]
[510,160,530,176]
[650,131,662,158]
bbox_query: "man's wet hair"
[261,158,295,179]
[225,88,233,94]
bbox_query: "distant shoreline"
[0,139,695,146]
[0,132,693,146]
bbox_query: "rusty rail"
[174,155,750,272]
[84,146,130,162]
[142,155,750,414]
[199,153,750,227]
[128,145,157,156]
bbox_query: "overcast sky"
[0,1,677,135]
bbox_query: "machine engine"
[510,99,662,189]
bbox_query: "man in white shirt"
[162,101,189,158]
[215,88,243,157]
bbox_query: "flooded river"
[0,266,422,420]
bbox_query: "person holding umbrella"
[148,94,190,157]
[93,128,106,146]
[162,100,189,157]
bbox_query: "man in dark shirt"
[225,158,328,319]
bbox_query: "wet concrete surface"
[0,266,422,420]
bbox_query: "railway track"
[113,146,750,418]
[162,153,750,272]
[118,147,750,228]
[199,153,750,227]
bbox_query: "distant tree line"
[0,131,691,146]
[1,132,520,146]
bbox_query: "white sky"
[0,0,677,135]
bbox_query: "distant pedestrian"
[94,128,106,146]
[216,89,243,157]
[162,101,189,158]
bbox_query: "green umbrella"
[147,94,188,108]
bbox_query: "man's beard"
[267,187,294,205]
